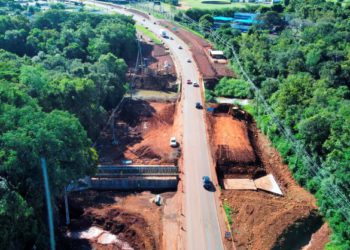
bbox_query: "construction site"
[61,25,182,249]
[59,191,173,249]
[206,104,323,250]
[59,5,328,249]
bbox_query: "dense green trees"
[0,178,36,250]
[0,6,136,249]
[0,80,98,249]
[214,77,251,98]
[0,10,136,139]
[231,2,350,248]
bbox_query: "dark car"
[187,79,192,84]
[202,176,211,188]
[202,176,215,191]
[195,102,202,109]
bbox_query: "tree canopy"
[0,6,136,249]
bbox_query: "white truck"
[159,29,167,38]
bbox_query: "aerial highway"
[84,1,225,249]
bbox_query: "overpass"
[91,165,179,190]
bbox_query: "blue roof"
[234,12,257,20]
[232,18,259,25]
[213,16,235,22]
[231,24,251,32]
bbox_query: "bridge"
[91,165,179,190]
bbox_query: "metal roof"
[210,50,224,56]
[213,16,235,22]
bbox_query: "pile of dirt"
[211,116,256,165]
[223,190,317,250]
[96,100,180,165]
[67,208,155,250]
[60,191,171,250]
[301,223,330,250]
[206,104,319,249]
[221,123,318,250]
[206,106,263,178]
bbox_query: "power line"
[111,35,143,145]
[93,35,143,147]
[130,1,350,221]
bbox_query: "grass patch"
[223,201,233,227]
[135,24,162,45]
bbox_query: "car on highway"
[195,102,203,109]
[170,137,177,147]
[178,45,182,49]
[187,79,192,84]
[202,176,216,191]
[202,176,211,188]
[193,82,199,87]
[187,58,191,63]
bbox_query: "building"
[213,12,260,32]
[231,12,259,32]
[213,16,235,28]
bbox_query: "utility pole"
[64,186,70,225]
[112,114,117,145]
[40,158,56,250]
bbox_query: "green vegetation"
[214,77,251,98]
[136,24,162,44]
[223,201,233,227]
[0,5,137,249]
[176,0,350,248]
[205,88,215,102]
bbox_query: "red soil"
[159,20,233,80]
[61,191,174,250]
[97,100,180,165]
[302,223,331,250]
[222,123,318,250]
[211,115,256,165]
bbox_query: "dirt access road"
[85,1,225,249]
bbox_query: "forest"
[176,0,350,248]
[0,3,136,249]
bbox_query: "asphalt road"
[84,2,224,249]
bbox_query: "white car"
[187,58,191,63]
[170,137,177,147]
